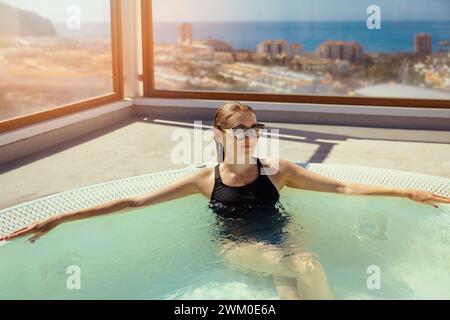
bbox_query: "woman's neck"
[221,159,258,175]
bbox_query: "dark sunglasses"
[219,123,265,140]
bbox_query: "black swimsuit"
[209,159,290,246]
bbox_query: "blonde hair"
[213,101,255,162]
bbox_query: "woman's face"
[221,111,258,163]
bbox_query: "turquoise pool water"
[1,188,449,299]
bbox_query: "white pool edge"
[1,162,449,237]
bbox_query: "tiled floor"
[1,115,449,209]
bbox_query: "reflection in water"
[357,213,388,241]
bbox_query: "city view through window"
[153,0,450,101]
[1,0,450,124]
[0,0,113,122]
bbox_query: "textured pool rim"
[1,163,449,237]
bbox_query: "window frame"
[142,0,450,109]
[0,0,124,134]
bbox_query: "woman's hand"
[0,215,64,243]
[407,190,450,208]
[0,197,145,244]
[0,170,209,244]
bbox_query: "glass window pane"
[0,0,114,121]
[153,0,450,101]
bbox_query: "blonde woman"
[3,101,449,300]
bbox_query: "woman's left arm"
[282,160,450,208]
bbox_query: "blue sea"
[154,21,450,53]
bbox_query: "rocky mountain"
[0,2,57,37]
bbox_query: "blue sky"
[0,0,110,23]
[1,0,449,23]
[153,0,450,22]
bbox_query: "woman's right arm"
[1,169,211,242]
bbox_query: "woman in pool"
[2,101,449,300]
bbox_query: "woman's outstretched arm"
[1,168,212,242]
[281,160,450,208]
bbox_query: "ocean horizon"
[51,20,450,53]
[154,20,450,53]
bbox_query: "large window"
[0,0,122,131]
[147,0,450,107]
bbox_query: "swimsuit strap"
[214,163,222,182]
[256,158,263,169]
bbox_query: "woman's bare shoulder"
[186,167,215,184]
[187,167,215,196]
[259,157,297,174]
